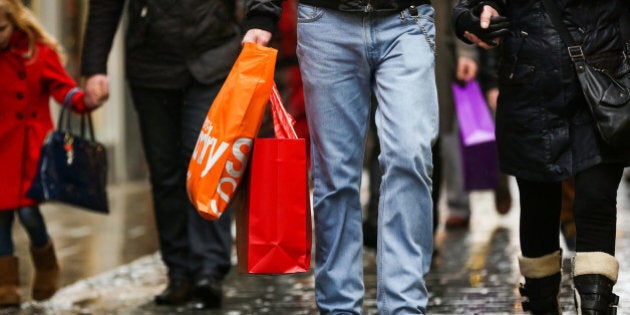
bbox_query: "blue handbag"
[26,88,109,214]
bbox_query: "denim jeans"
[0,206,50,256]
[130,80,232,282]
[297,4,438,314]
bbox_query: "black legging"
[517,163,623,258]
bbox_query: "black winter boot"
[573,252,619,315]
[518,250,562,314]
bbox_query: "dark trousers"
[517,163,623,257]
[130,80,232,281]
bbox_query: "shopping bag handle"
[270,83,298,139]
[57,87,97,142]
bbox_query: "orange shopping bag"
[187,43,278,220]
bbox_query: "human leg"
[560,178,576,251]
[364,122,380,249]
[516,178,562,314]
[16,206,59,300]
[17,206,50,248]
[130,86,192,305]
[440,126,471,229]
[371,6,438,313]
[0,211,19,307]
[432,137,442,237]
[297,7,372,314]
[0,211,15,257]
[495,173,513,214]
[572,163,623,314]
[180,80,232,309]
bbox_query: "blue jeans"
[297,5,438,314]
[0,206,50,256]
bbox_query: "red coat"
[0,31,86,210]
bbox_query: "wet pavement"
[3,177,630,314]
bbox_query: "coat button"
[16,92,23,99]
[18,72,26,79]
[31,112,37,118]
[16,112,23,119]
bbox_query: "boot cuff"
[519,250,562,279]
[573,252,618,283]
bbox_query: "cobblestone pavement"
[2,178,630,314]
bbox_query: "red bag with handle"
[187,43,277,220]
[237,84,312,274]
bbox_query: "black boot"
[518,250,562,314]
[573,252,619,315]
[519,273,562,315]
[573,275,619,315]
[189,275,222,310]
[154,278,192,305]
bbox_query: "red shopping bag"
[237,85,312,274]
[187,43,277,220]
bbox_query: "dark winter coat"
[453,0,630,181]
[81,0,282,89]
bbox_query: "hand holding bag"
[452,80,499,191]
[544,0,630,147]
[236,84,312,274]
[26,87,109,213]
[187,43,278,221]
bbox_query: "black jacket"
[453,0,630,181]
[81,0,283,89]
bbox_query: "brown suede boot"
[30,241,60,301]
[518,250,563,314]
[0,256,20,308]
[573,252,619,315]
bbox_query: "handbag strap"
[57,87,96,141]
[57,87,80,131]
[542,0,587,67]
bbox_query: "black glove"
[455,3,510,46]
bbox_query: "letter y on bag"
[187,43,278,220]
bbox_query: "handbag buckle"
[567,45,585,61]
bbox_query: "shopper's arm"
[452,0,508,48]
[80,0,125,77]
[241,0,284,46]
[80,0,124,108]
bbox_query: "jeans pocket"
[400,5,435,53]
[297,4,325,23]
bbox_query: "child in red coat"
[0,0,99,308]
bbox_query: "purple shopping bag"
[452,80,498,191]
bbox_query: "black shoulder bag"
[26,88,109,214]
[543,0,630,147]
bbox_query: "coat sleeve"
[41,46,87,113]
[242,0,285,34]
[80,0,125,76]
[452,0,506,43]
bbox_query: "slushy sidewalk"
[4,179,630,314]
